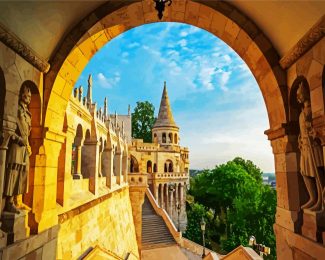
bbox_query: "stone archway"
[44,0,287,135]
[41,0,290,256]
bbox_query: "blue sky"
[75,22,274,172]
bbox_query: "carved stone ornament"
[3,83,32,214]
[280,15,324,69]
[0,24,50,73]
[297,82,324,212]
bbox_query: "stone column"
[129,186,146,251]
[265,127,306,259]
[73,145,82,179]
[57,128,74,206]
[102,148,114,189]
[159,184,164,208]
[174,183,179,223]
[164,184,168,212]
[98,149,103,177]
[154,184,159,202]
[86,140,99,195]
[115,152,123,185]
[29,134,62,233]
[168,186,173,217]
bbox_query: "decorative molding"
[280,15,325,70]
[0,24,50,73]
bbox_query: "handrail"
[145,188,182,245]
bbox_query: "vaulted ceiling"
[0,0,324,61]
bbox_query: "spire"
[153,81,178,129]
[87,74,92,105]
[104,97,108,118]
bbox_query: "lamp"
[154,0,172,20]
[200,217,206,258]
[177,203,181,232]
[248,235,271,257]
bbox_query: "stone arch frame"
[130,155,139,173]
[35,0,293,242]
[44,0,287,136]
[147,160,152,173]
[165,159,173,173]
[289,76,310,123]
[168,133,173,144]
[162,132,167,143]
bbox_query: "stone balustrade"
[154,172,188,179]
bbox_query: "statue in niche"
[297,82,324,211]
[3,84,32,214]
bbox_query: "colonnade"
[154,182,186,230]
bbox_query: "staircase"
[142,196,176,249]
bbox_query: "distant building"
[128,82,190,231]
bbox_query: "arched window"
[162,132,166,143]
[164,163,167,173]
[153,163,157,173]
[153,133,158,143]
[147,160,152,173]
[174,133,177,144]
[166,160,173,172]
[168,133,173,143]
[130,156,139,173]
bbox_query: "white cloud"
[96,72,120,89]
[177,39,187,47]
[128,42,140,48]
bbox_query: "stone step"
[141,195,176,246]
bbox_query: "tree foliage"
[188,157,276,259]
[131,101,156,142]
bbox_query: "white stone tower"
[152,82,180,146]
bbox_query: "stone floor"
[141,245,203,260]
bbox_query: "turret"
[152,81,179,146]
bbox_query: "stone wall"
[57,187,139,259]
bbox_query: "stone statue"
[297,82,324,211]
[3,84,32,214]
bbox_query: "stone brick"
[184,1,200,25]
[209,12,227,36]
[307,59,323,91]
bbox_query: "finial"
[87,74,93,106]
[88,74,92,86]
[104,97,108,118]
[128,104,131,116]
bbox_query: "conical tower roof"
[153,82,178,129]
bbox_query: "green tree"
[189,158,276,258]
[131,101,156,142]
[232,157,263,183]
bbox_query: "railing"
[145,188,182,244]
[153,172,188,179]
